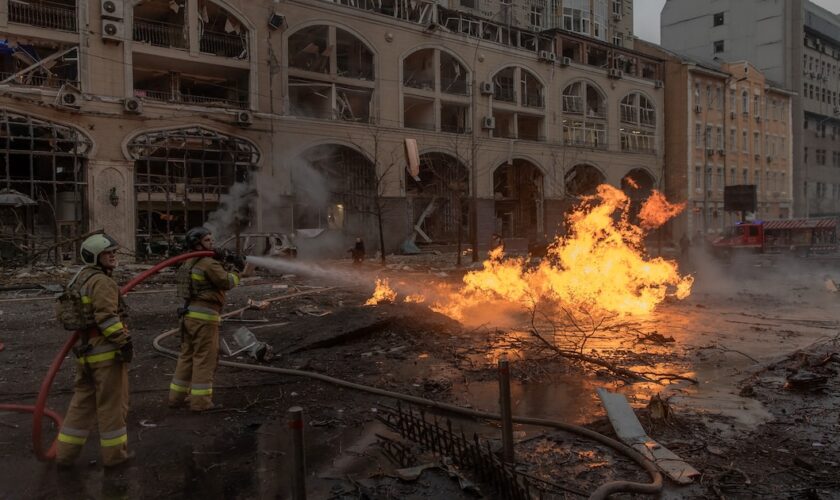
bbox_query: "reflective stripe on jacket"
[182,257,239,309]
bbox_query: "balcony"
[200,30,248,59]
[134,89,247,109]
[133,18,188,50]
[0,71,78,89]
[9,0,77,32]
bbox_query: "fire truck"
[711,218,838,256]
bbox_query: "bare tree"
[348,125,401,265]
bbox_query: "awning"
[0,188,37,207]
[763,218,836,230]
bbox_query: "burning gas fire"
[365,278,397,306]
[366,185,693,320]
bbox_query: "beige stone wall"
[0,0,663,259]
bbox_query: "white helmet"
[80,233,119,265]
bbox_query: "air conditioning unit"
[654,80,663,89]
[235,110,253,126]
[766,155,773,162]
[560,56,571,67]
[547,52,557,62]
[56,84,82,109]
[694,104,702,113]
[101,0,124,19]
[482,116,496,129]
[123,97,142,114]
[479,81,494,95]
[538,50,551,61]
[102,20,124,42]
[754,153,761,160]
[608,68,623,79]
[267,12,285,31]
[754,115,761,123]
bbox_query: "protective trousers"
[56,362,129,466]
[168,316,219,411]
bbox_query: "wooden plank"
[597,388,700,485]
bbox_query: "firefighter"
[56,233,133,468]
[168,227,243,412]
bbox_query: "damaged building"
[0,0,663,262]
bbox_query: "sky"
[634,0,840,44]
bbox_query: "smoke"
[205,175,258,237]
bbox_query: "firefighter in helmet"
[168,227,243,411]
[56,233,133,468]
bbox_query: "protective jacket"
[72,266,131,366]
[169,256,239,411]
[56,265,131,467]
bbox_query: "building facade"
[661,0,840,218]
[638,39,794,240]
[0,0,664,263]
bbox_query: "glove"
[118,341,134,363]
[231,254,247,272]
[213,248,229,262]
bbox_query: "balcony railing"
[9,1,77,32]
[200,30,248,59]
[133,18,188,50]
[0,71,78,89]
[135,89,247,109]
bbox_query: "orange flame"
[638,190,686,230]
[365,278,397,306]
[404,294,426,303]
[430,185,692,320]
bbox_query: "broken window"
[406,153,469,243]
[402,48,470,133]
[561,39,582,63]
[0,41,79,90]
[198,0,249,59]
[403,96,436,131]
[493,160,544,241]
[403,49,435,91]
[586,46,609,69]
[293,145,376,230]
[337,29,373,79]
[491,67,545,141]
[129,127,258,258]
[493,67,516,103]
[0,109,91,264]
[620,92,657,153]
[133,0,188,50]
[8,0,77,32]
[562,81,606,148]
[565,164,605,197]
[520,70,544,108]
[133,65,249,108]
[288,25,375,123]
[440,52,468,96]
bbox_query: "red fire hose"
[0,251,212,461]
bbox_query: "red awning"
[763,218,837,230]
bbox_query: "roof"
[762,218,837,230]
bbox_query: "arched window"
[490,66,545,142]
[402,48,470,134]
[128,127,259,258]
[565,164,605,197]
[288,26,375,123]
[406,152,470,241]
[0,110,91,262]
[562,80,606,148]
[619,93,656,154]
